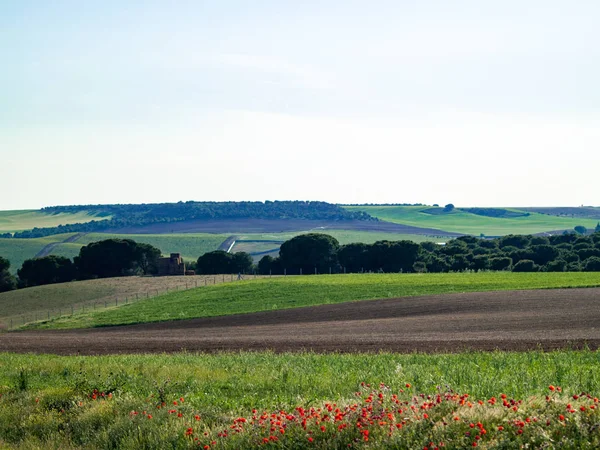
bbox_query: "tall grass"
[0,350,598,449]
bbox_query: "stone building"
[157,253,185,276]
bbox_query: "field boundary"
[0,274,263,331]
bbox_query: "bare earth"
[1,288,599,355]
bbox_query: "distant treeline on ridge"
[9,201,375,238]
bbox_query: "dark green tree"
[257,255,275,275]
[595,222,600,233]
[499,234,531,249]
[583,256,600,271]
[231,252,254,274]
[17,255,76,287]
[512,259,537,272]
[337,243,369,273]
[76,239,161,278]
[279,233,340,274]
[366,240,421,273]
[196,251,234,275]
[529,245,560,266]
[489,257,512,271]
[544,259,566,272]
[0,256,17,292]
[443,203,455,212]
[574,225,587,235]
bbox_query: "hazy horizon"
[2,1,599,210]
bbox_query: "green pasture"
[0,350,598,449]
[0,234,76,274]
[0,210,109,233]
[238,230,447,245]
[75,233,228,263]
[31,272,600,329]
[344,205,600,236]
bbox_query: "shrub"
[512,260,537,272]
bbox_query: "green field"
[0,350,598,449]
[31,272,600,329]
[0,234,77,274]
[0,232,229,273]
[0,276,240,329]
[0,210,109,233]
[344,205,600,236]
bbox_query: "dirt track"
[1,288,599,355]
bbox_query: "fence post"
[72,305,74,315]
[284,268,286,276]
[315,267,317,275]
[300,268,303,276]
[269,270,272,278]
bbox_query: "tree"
[574,225,587,235]
[76,239,161,278]
[231,252,254,274]
[596,222,600,233]
[338,243,369,273]
[583,256,600,272]
[544,259,566,272]
[443,204,455,212]
[512,259,537,272]
[366,240,421,273]
[196,251,234,275]
[499,235,531,249]
[279,233,340,274]
[0,256,17,292]
[529,245,559,266]
[17,255,76,287]
[489,257,512,271]
[258,255,275,275]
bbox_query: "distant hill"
[344,205,600,236]
[10,201,375,238]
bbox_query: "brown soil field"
[108,218,461,237]
[1,288,599,355]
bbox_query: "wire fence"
[0,269,387,331]
[0,273,266,331]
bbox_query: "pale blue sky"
[1,0,599,209]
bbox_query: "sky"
[1,0,599,210]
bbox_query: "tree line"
[2,231,600,294]
[10,201,375,239]
[255,232,600,275]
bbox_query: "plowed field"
[1,288,599,355]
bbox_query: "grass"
[0,275,241,330]
[0,232,229,274]
[30,272,600,329]
[0,210,109,233]
[0,350,598,449]
[0,234,77,274]
[344,205,600,236]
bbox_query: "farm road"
[35,233,87,258]
[1,288,599,355]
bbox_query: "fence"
[0,273,263,331]
[0,269,390,331]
